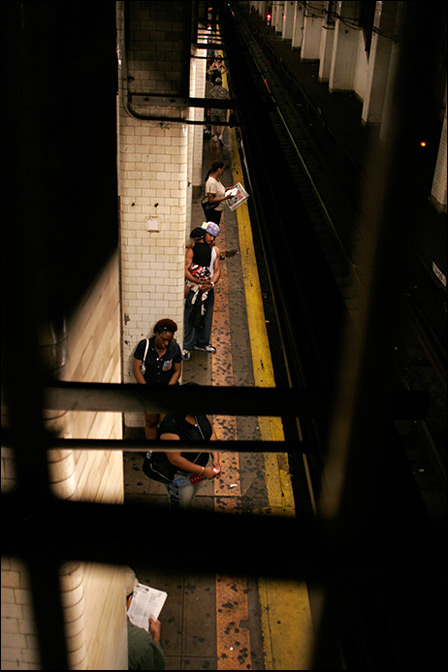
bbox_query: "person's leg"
[196,289,215,348]
[207,209,222,225]
[183,291,198,352]
[165,473,201,507]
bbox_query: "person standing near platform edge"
[204,161,235,225]
[182,223,221,361]
[133,319,182,440]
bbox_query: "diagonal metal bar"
[43,382,327,416]
[0,435,309,454]
[2,492,416,582]
[129,94,238,109]
[40,382,428,418]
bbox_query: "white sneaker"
[182,349,191,361]
[194,344,216,354]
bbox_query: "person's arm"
[133,357,146,384]
[207,179,232,205]
[185,248,202,284]
[161,434,218,479]
[149,618,161,643]
[211,247,221,286]
[168,361,181,385]
[207,420,221,473]
[207,190,232,205]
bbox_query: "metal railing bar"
[0,437,309,453]
[129,94,238,109]
[38,382,428,419]
[3,492,413,582]
[42,382,327,415]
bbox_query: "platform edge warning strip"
[230,129,314,670]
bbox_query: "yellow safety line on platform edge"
[230,130,314,670]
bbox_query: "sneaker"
[194,344,216,354]
[218,136,224,146]
[182,349,191,361]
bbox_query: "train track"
[221,5,446,668]
[224,3,446,505]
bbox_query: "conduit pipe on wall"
[120,2,236,126]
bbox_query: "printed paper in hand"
[225,182,249,211]
[127,583,168,633]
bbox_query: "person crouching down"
[159,391,221,508]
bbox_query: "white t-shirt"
[206,175,226,211]
[209,247,217,276]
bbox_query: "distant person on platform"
[209,55,227,85]
[209,77,232,145]
[126,568,165,670]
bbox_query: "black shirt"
[134,337,182,385]
[158,414,212,466]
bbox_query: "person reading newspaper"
[126,568,166,670]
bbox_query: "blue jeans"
[183,288,215,351]
[165,471,202,507]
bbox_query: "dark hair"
[190,226,206,240]
[211,160,224,172]
[154,318,178,334]
[205,161,225,182]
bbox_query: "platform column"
[190,44,207,202]
[117,1,188,428]
[292,1,304,49]
[329,1,360,92]
[362,2,397,124]
[431,106,447,212]
[318,4,335,82]
[272,1,285,34]
[301,0,326,61]
[282,1,295,40]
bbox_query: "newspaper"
[127,582,168,633]
[225,182,249,211]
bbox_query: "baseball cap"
[204,222,220,237]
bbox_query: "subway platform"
[123,119,313,669]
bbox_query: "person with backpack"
[142,383,221,508]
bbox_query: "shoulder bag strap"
[143,338,149,361]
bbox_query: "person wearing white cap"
[125,568,165,670]
[182,222,221,361]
